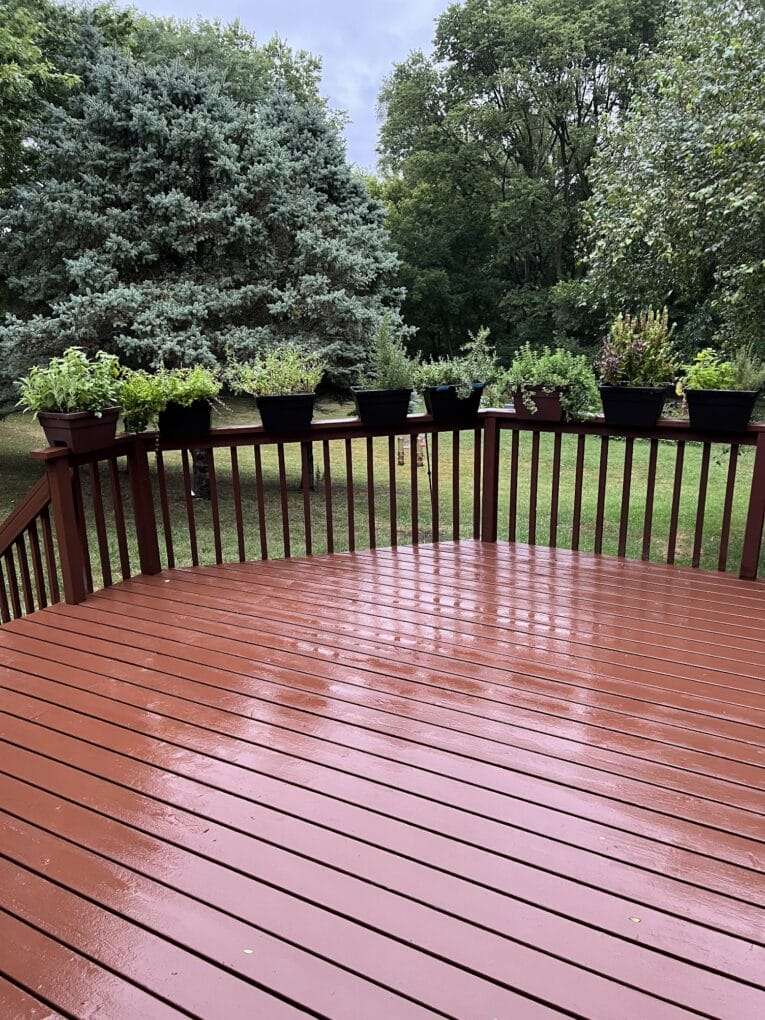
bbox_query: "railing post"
[740,432,765,580]
[481,414,500,542]
[127,438,162,576]
[46,455,88,605]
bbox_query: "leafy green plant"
[415,328,498,399]
[119,370,165,432]
[597,307,677,386]
[228,344,325,397]
[16,347,122,418]
[362,316,417,390]
[161,365,222,407]
[681,346,765,395]
[499,344,599,419]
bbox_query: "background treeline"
[1,0,763,414]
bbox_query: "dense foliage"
[584,0,765,356]
[362,316,417,390]
[378,0,667,359]
[682,348,765,393]
[498,344,599,418]
[229,345,325,397]
[16,347,121,416]
[597,308,676,386]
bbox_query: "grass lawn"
[1,397,761,584]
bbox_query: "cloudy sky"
[125,1,449,169]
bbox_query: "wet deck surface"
[0,540,763,1019]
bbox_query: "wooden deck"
[0,540,763,1019]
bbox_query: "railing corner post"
[127,437,162,576]
[45,455,88,605]
[480,413,500,543]
[740,431,765,580]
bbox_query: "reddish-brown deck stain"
[0,541,763,1018]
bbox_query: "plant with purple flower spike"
[597,308,677,387]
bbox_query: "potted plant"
[416,329,496,425]
[680,346,765,432]
[157,366,222,440]
[229,344,325,432]
[119,370,166,433]
[597,307,677,428]
[499,344,599,421]
[16,347,122,453]
[353,317,416,428]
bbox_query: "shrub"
[499,344,599,419]
[362,316,417,390]
[16,348,122,418]
[228,344,325,397]
[597,307,677,386]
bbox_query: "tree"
[378,0,666,360]
[0,53,406,407]
[583,0,765,356]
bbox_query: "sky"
[125,1,449,169]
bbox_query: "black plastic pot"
[686,389,758,433]
[39,407,120,453]
[256,393,316,432]
[158,399,212,440]
[353,388,412,428]
[512,385,566,422]
[423,384,484,425]
[599,385,667,429]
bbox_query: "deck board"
[0,541,762,1018]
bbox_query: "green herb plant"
[229,344,325,397]
[681,346,765,393]
[161,365,222,407]
[415,328,498,399]
[362,316,417,390]
[16,348,122,418]
[597,307,677,386]
[119,371,165,432]
[499,344,599,418]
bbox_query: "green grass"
[1,397,761,588]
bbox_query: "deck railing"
[1,409,763,623]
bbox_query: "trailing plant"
[119,370,165,432]
[415,328,498,399]
[362,316,417,390]
[161,365,222,407]
[16,347,121,417]
[597,307,677,387]
[228,344,325,397]
[499,344,599,419]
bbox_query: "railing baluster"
[641,438,659,562]
[366,437,376,549]
[89,461,112,587]
[431,432,439,543]
[410,434,419,546]
[27,520,47,609]
[717,443,739,572]
[452,430,460,542]
[301,442,313,556]
[528,430,540,546]
[322,440,334,554]
[14,539,34,615]
[277,443,291,558]
[472,427,482,541]
[740,432,765,579]
[692,441,711,569]
[549,432,562,547]
[207,448,223,565]
[0,561,10,623]
[154,450,174,571]
[181,448,199,566]
[3,551,21,618]
[230,447,246,563]
[253,445,268,561]
[344,438,355,552]
[617,437,634,558]
[571,434,586,551]
[667,441,685,565]
[40,506,60,604]
[594,436,610,555]
[508,429,519,543]
[71,466,93,593]
[126,440,161,577]
[388,435,397,548]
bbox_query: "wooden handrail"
[0,476,50,558]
